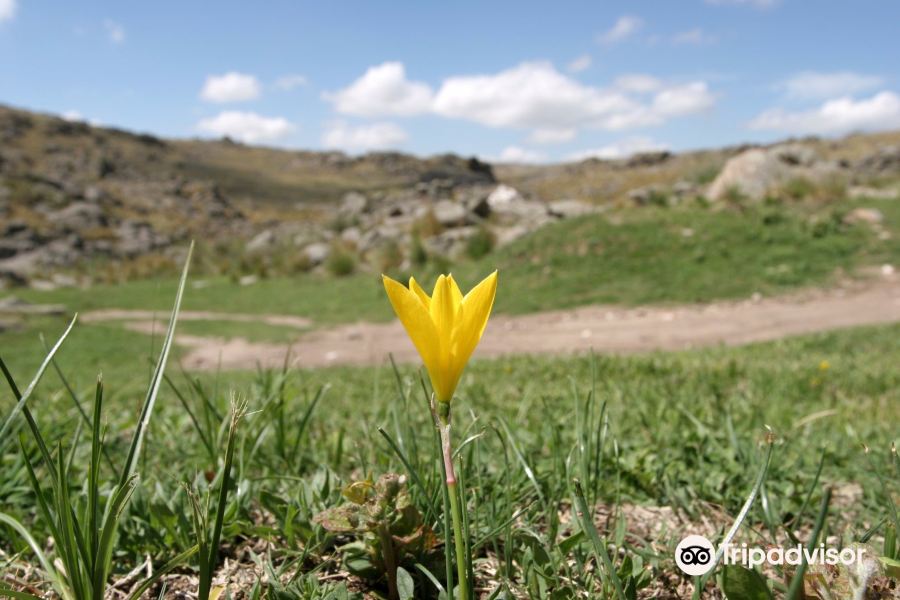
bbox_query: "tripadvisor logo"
[674,534,865,576]
[675,535,716,576]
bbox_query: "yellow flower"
[818,360,830,371]
[383,271,498,402]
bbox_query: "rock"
[492,224,532,246]
[458,187,491,217]
[672,180,698,199]
[0,295,65,314]
[83,185,106,202]
[487,184,522,209]
[770,143,818,167]
[432,199,468,226]
[843,207,884,226]
[0,252,40,285]
[486,185,547,223]
[425,227,479,257]
[340,226,362,245]
[0,221,40,259]
[51,273,78,287]
[358,225,400,254]
[238,275,258,286]
[115,221,168,256]
[246,229,276,253]
[627,185,666,206]
[857,145,900,174]
[707,149,779,200]
[47,201,106,231]
[847,186,899,200]
[706,144,834,201]
[304,242,331,265]
[29,279,58,291]
[547,199,599,218]
[339,192,368,217]
[626,151,671,168]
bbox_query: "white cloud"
[529,128,577,144]
[327,61,715,143]
[598,15,643,44]
[779,71,885,101]
[200,72,262,103]
[431,62,714,133]
[672,28,717,45]
[196,111,293,143]
[566,137,669,162]
[274,74,308,91]
[60,110,103,126]
[567,54,592,73]
[433,62,635,130]
[324,62,433,117]
[485,146,548,164]
[322,121,408,151]
[0,0,16,22]
[705,0,777,7]
[103,19,125,44]
[748,91,900,135]
[652,82,716,117]
[613,74,663,94]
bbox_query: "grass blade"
[785,487,832,599]
[120,241,193,485]
[0,315,77,442]
[572,478,626,600]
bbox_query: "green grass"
[461,198,900,312]
[1,316,898,597]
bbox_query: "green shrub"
[327,246,356,277]
[782,177,815,200]
[410,233,428,266]
[466,226,495,259]
[377,239,404,272]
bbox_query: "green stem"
[447,480,468,600]
[435,401,469,600]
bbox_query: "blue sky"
[1,0,899,162]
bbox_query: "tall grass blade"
[785,487,832,599]
[694,433,775,599]
[120,241,193,485]
[572,478,626,600]
[0,314,77,441]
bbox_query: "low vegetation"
[1,250,898,598]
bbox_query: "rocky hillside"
[497,130,900,205]
[2,103,899,288]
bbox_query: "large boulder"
[706,144,838,201]
[486,185,547,223]
[339,191,369,218]
[432,199,468,227]
[857,145,900,175]
[548,199,600,218]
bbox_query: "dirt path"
[82,276,900,371]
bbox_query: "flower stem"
[446,478,468,600]
[433,399,469,600]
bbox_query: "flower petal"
[383,275,440,374]
[447,274,464,316]
[429,275,457,342]
[452,271,498,367]
[409,276,431,308]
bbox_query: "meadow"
[1,195,899,599]
[4,193,900,380]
